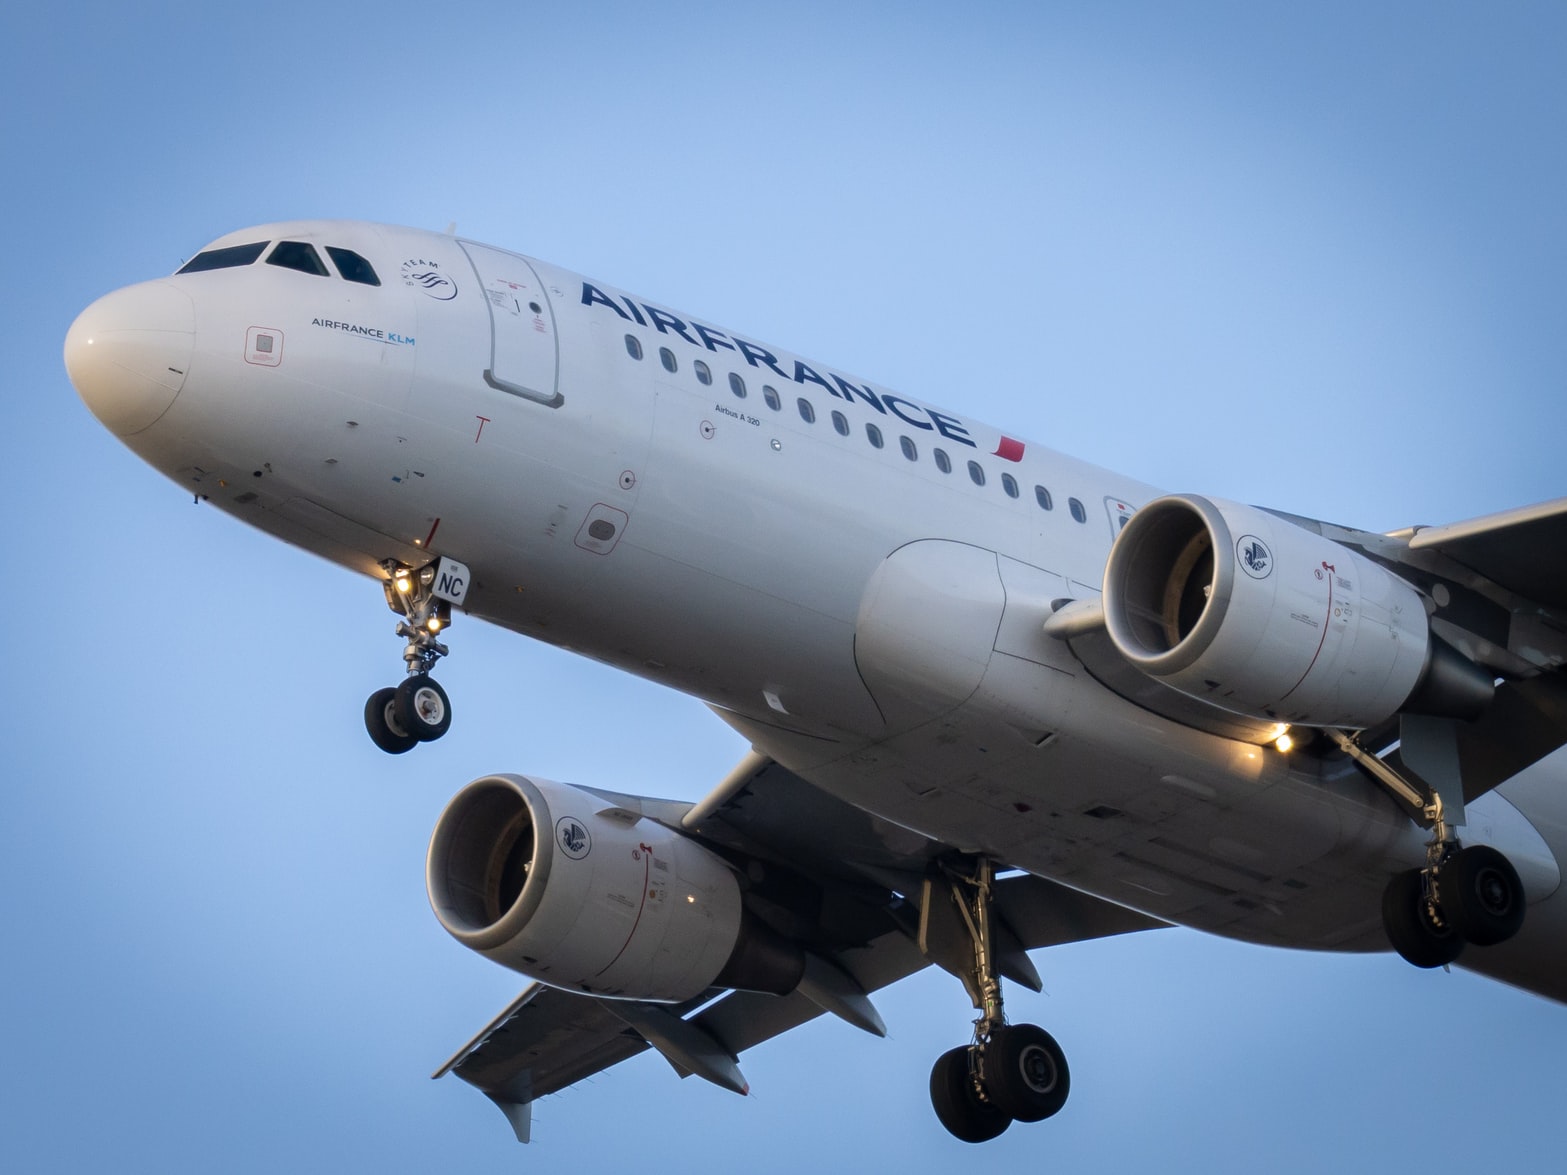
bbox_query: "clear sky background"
[4,2,1565,1171]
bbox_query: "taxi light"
[427,617,442,633]
[1275,733,1294,753]
[394,575,412,594]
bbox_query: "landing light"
[1275,732,1294,753]
[427,617,443,633]
[394,575,412,594]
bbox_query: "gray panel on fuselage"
[459,241,560,406]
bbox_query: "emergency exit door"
[459,241,561,407]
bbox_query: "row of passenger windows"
[177,239,381,286]
[626,333,1090,523]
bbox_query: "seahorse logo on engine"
[1238,535,1273,579]
[556,817,592,860]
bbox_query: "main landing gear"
[927,858,1070,1143]
[363,556,470,754]
[1329,730,1529,968]
[1380,795,1526,968]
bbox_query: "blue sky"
[4,3,1565,1171]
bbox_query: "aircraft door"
[458,241,561,407]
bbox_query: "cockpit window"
[177,241,268,273]
[266,240,330,276]
[326,246,380,286]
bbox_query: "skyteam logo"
[1238,535,1273,579]
[555,817,592,860]
[402,259,458,300]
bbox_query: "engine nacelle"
[1102,494,1434,728]
[427,774,802,1002]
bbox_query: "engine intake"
[427,774,803,1001]
[1102,495,1488,728]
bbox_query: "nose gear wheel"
[363,557,467,752]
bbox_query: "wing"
[1406,496,1567,611]
[432,756,1165,1142]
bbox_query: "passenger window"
[1069,497,1087,523]
[625,334,643,360]
[831,410,849,436]
[866,423,884,449]
[934,448,951,474]
[177,241,268,273]
[266,240,329,276]
[1002,473,1019,499]
[900,436,918,462]
[325,246,380,286]
[968,461,986,487]
[1035,485,1053,510]
[729,372,747,398]
[798,398,816,424]
[763,385,781,411]
[660,347,678,373]
[694,359,713,386]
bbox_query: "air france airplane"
[64,220,1567,1144]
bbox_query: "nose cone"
[65,281,195,436]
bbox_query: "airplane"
[63,219,1567,1145]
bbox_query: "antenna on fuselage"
[444,221,457,235]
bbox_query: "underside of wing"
[433,757,1165,1141]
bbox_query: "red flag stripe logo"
[993,436,1025,462]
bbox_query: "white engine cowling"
[427,774,795,1002]
[1102,495,1432,728]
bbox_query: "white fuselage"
[65,219,1567,1002]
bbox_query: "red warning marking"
[596,844,657,977]
[422,517,441,548]
[993,436,1025,462]
[1280,560,1336,703]
[474,415,491,443]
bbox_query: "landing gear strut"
[1380,796,1526,968]
[363,556,469,753]
[1330,731,1528,967]
[927,858,1070,1142]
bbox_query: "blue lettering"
[929,409,976,448]
[884,395,933,430]
[644,306,699,346]
[693,323,736,352]
[581,282,630,321]
[620,297,647,326]
[832,375,887,414]
[736,339,791,380]
[792,361,835,394]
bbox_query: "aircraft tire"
[929,1047,1010,1143]
[394,674,452,742]
[985,1024,1070,1122]
[365,687,417,754]
[1439,845,1526,947]
[1381,868,1463,968]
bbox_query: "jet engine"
[426,774,804,1002]
[1101,494,1491,728]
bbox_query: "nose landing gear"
[363,556,469,753]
